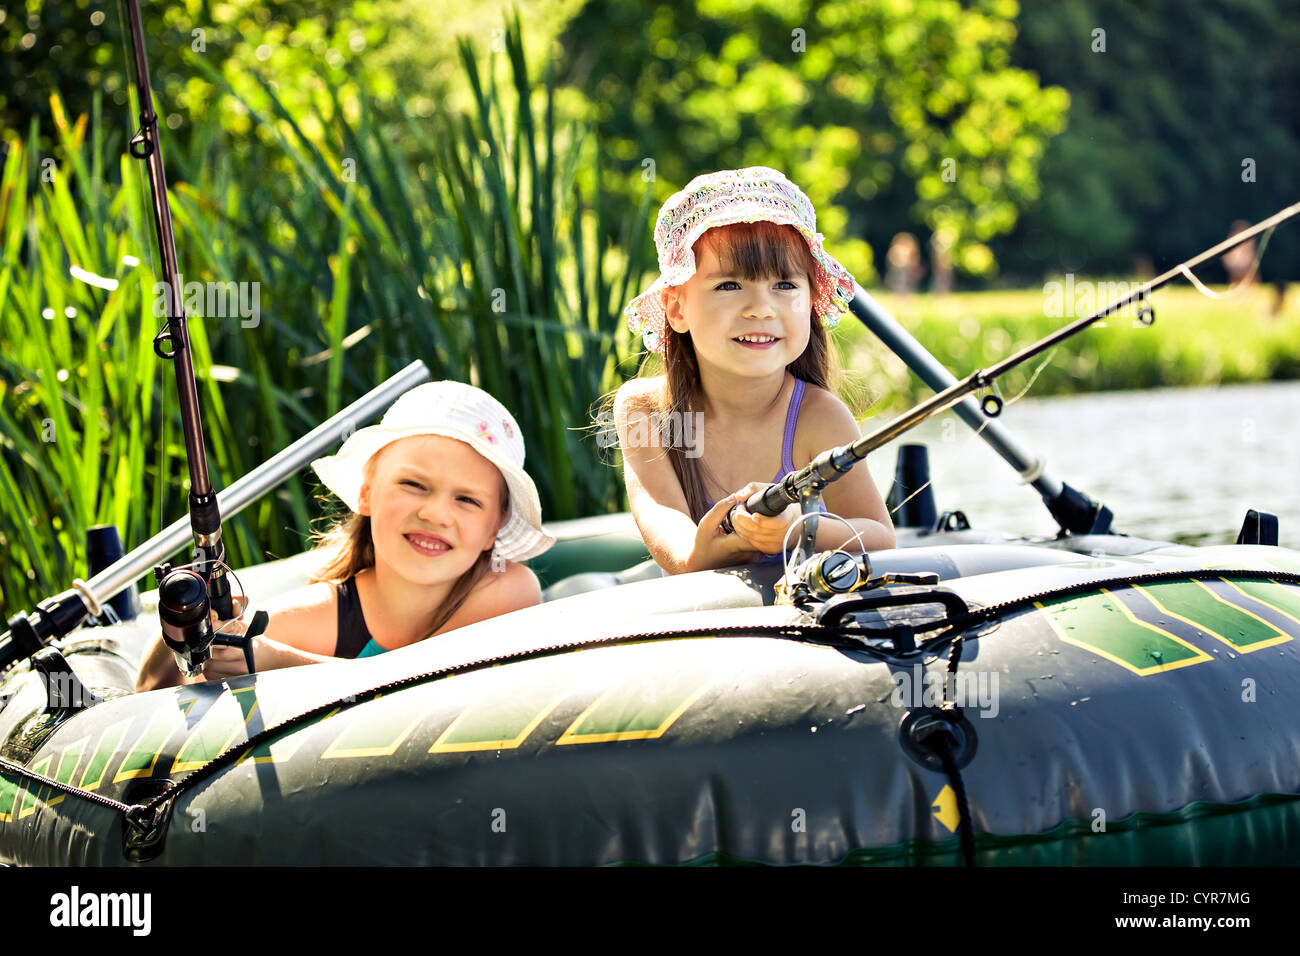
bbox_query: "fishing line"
[778,510,867,581]
[883,347,1060,523]
[1178,224,1276,299]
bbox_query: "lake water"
[859,380,1300,547]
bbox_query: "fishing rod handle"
[719,482,791,535]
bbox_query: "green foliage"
[554,0,1068,282]
[0,0,585,161]
[994,0,1300,281]
[0,13,652,613]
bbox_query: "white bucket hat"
[310,381,555,562]
[623,166,857,353]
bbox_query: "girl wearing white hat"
[615,167,895,574]
[136,381,554,688]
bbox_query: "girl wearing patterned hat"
[136,381,553,689]
[614,167,895,573]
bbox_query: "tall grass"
[841,285,1300,413]
[0,13,651,613]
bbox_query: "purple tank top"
[703,379,828,562]
[704,378,807,510]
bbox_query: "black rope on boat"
[941,633,977,867]
[939,567,1300,636]
[935,738,977,867]
[0,753,134,816]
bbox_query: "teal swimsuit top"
[356,637,386,658]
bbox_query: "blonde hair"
[308,450,509,641]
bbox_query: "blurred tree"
[553,0,1068,284]
[0,0,584,170]
[992,0,1300,282]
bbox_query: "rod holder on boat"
[85,525,141,624]
[31,647,103,717]
[1236,510,1279,546]
[887,444,938,530]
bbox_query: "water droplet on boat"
[845,704,866,715]
[810,726,818,733]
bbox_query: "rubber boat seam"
[0,623,858,827]
[943,566,1300,632]
[4,567,1297,836]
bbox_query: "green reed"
[0,13,651,613]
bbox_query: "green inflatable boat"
[3,501,1300,865]
[7,5,1296,866]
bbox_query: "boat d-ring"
[898,707,978,771]
[122,778,180,862]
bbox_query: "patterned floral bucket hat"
[623,166,858,353]
[311,381,554,561]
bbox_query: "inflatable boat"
[4,3,1297,865]
[3,493,1299,866]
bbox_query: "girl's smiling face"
[663,232,814,378]
[357,435,507,586]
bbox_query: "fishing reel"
[156,560,266,679]
[776,550,870,605]
[776,550,943,607]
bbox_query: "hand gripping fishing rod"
[121,0,268,677]
[723,201,1300,552]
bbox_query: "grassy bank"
[837,285,1300,415]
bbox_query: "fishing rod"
[851,285,1110,536]
[724,200,1300,549]
[118,0,265,678]
[1,0,247,677]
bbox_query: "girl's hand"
[201,596,276,680]
[210,594,248,626]
[203,635,283,681]
[728,482,802,556]
[686,492,761,572]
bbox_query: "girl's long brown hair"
[308,455,509,644]
[658,222,837,522]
